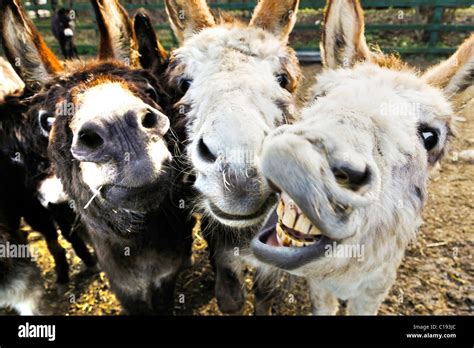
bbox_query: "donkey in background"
[252,0,472,315]
[51,7,78,60]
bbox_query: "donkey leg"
[309,280,339,315]
[214,256,245,314]
[253,268,279,315]
[346,292,386,315]
[204,229,245,314]
[347,282,393,315]
[63,228,96,269]
[115,290,152,316]
[51,205,96,269]
[23,199,69,284]
[150,273,179,316]
[347,271,395,315]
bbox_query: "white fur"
[260,63,453,315]
[175,25,298,225]
[63,28,74,37]
[71,82,144,130]
[37,176,69,208]
[72,82,171,192]
[3,7,51,87]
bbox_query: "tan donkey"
[251,0,473,315]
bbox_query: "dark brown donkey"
[1,0,193,314]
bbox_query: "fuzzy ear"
[423,35,474,96]
[249,0,300,43]
[90,0,139,67]
[164,0,215,43]
[321,0,371,69]
[134,9,168,72]
[0,0,62,92]
[0,57,24,102]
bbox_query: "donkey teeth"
[276,223,315,248]
[276,224,291,247]
[294,214,311,235]
[282,206,297,229]
[277,200,284,218]
[309,225,322,236]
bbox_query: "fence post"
[428,5,444,49]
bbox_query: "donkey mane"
[212,9,244,26]
[368,48,410,71]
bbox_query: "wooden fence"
[6,0,474,58]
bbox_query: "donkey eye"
[145,86,160,102]
[276,73,289,89]
[38,111,55,137]
[418,126,439,151]
[178,78,192,94]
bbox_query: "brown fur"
[369,46,410,71]
[133,9,169,72]
[423,34,474,95]
[164,0,216,42]
[249,0,300,42]
[0,0,62,91]
[321,0,371,68]
[322,0,411,72]
[280,52,302,94]
[91,0,139,67]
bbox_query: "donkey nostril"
[332,165,370,191]
[197,137,217,163]
[78,129,104,150]
[141,111,158,129]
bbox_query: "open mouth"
[208,194,277,223]
[275,192,324,247]
[251,192,335,271]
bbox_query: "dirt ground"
[4,61,473,316]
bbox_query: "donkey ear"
[90,0,139,67]
[321,0,371,69]
[249,0,300,43]
[134,9,168,72]
[423,35,474,96]
[0,0,62,92]
[164,0,216,43]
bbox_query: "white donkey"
[251,0,473,315]
[163,0,302,314]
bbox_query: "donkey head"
[1,0,172,216]
[251,0,470,275]
[164,0,302,228]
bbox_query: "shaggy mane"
[368,45,411,72]
[212,9,244,26]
